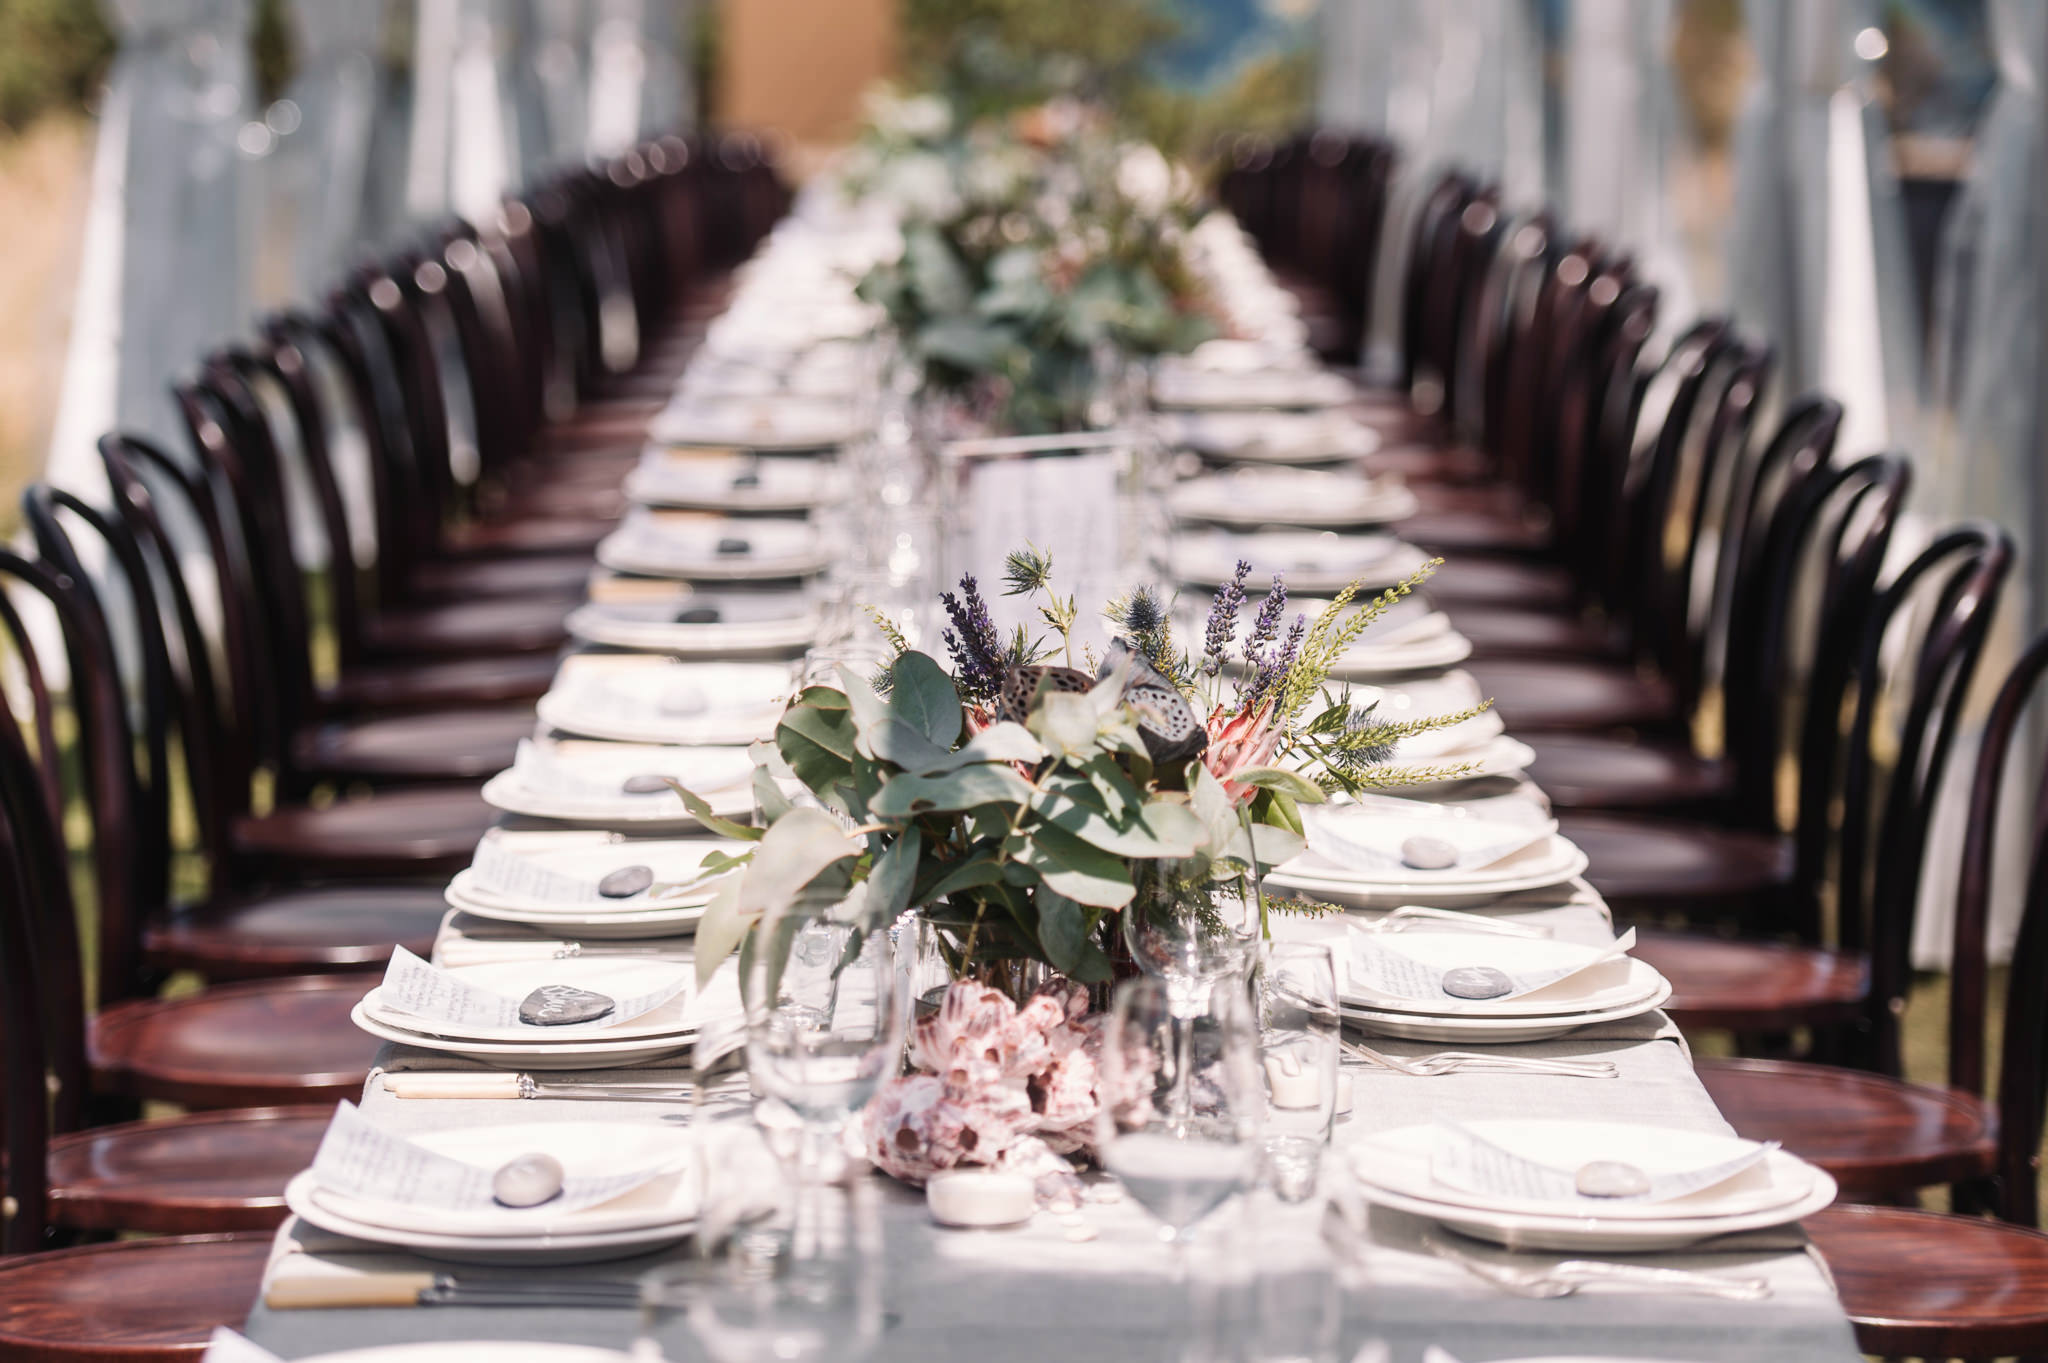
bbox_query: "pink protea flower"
[1203,701,1283,803]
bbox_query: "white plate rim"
[478,771,751,828]
[563,604,819,654]
[1276,835,1588,894]
[284,1172,695,1262]
[1338,974,1671,1042]
[1340,953,1667,1019]
[351,1003,703,1066]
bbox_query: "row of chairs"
[1229,140,2048,1360]
[0,132,786,1356]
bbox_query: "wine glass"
[742,899,908,1270]
[636,1173,883,1363]
[1123,860,1263,1009]
[1255,942,1340,1203]
[1097,974,1263,1234]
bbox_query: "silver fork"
[1342,1037,1618,1078]
[1421,1231,1772,1301]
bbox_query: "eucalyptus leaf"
[1017,822,1136,909]
[1031,789,1201,858]
[690,875,752,989]
[661,779,762,842]
[737,807,860,923]
[866,826,921,922]
[1036,889,1113,983]
[777,704,857,793]
[870,763,1035,818]
[865,717,953,771]
[1228,766,1328,804]
[915,853,1006,904]
[1029,690,1100,758]
[1249,822,1307,867]
[751,765,792,824]
[912,721,1043,774]
[890,652,964,748]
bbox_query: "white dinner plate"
[480,741,757,827]
[357,956,714,1044]
[623,449,841,512]
[1331,629,1474,677]
[1353,1120,1814,1222]
[458,835,747,913]
[1271,835,1590,905]
[1390,736,1536,788]
[1153,370,1358,411]
[305,1122,701,1237]
[1337,972,1669,1043]
[444,882,714,939]
[595,513,827,581]
[645,399,863,451]
[350,1004,702,1069]
[1348,1125,1836,1251]
[536,662,789,746]
[299,1345,631,1363]
[1341,945,1669,1019]
[1169,468,1418,529]
[565,599,819,656]
[284,1171,694,1266]
[1173,531,1434,593]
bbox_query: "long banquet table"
[232,206,1864,1363]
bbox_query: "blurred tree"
[899,0,1181,119]
[0,0,115,130]
[250,0,296,107]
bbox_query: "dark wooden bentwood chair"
[1795,621,2048,1359]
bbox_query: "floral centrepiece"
[678,549,1491,1185]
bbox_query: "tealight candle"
[1333,1071,1353,1117]
[1265,1053,1323,1110]
[926,1170,1035,1228]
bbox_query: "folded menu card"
[1302,800,1553,874]
[1346,928,1636,1003]
[377,947,690,1035]
[470,831,732,906]
[1430,1120,1777,1208]
[311,1102,679,1213]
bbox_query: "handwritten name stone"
[1400,835,1460,870]
[492,1152,566,1207]
[518,985,617,1026]
[1440,965,1513,1000]
[598,865,655,898]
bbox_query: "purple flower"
[1242,612,1306,710]
[1200,559,1252,675]
[940,574,1004,704]
[1245,576,1287,657]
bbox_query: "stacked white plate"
[595,511,828,580]
[1173,528,1433,593]
[1347,1120,1836,1251]
[288,1348,630,1363]
[284,1120,705,1264]
[480,740,756,828]
[535,659,789,745]
[1153,368,1358,411]
[1164,409,1380,463]
[1268,789,1586,911]
[1169,466,1418,529]
[645,397,864,450]
[1332,924,1668,1042]
[446,832,748,937]
[565,586,818,656]
[622,448,843,513]
[352,953,742,1068]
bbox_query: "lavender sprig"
[1200,559,1253,675]
[1245,576,1286,656]
[940,574,1005,705]
[1243,612,1306,710]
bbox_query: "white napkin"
[375,947,691,1035]
[1429,1120,1779,1209]
[1301,800,1554,874]
[310,1101,682,1214]
[201,1330,280,1363]
[1345,928,1636,1004]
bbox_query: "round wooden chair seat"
[1463,659,1676,733]
[1366,440,1489,487]
[0,1232,274,1360]
[1628,927,1865,1031]
[1523,734,1732,809]
[324,652,559,712]
[1807,1204,2048,1358]
[143,883,447,977]
[89,974,378,1109]
[441,514,614,559]
[1697,1058,1994,1197]
[404,551,593,602]
[1422,555,1576,610]
[363,596,570,659]
[1557,813,1792,906]
[495,482,628,522]
[1453,607,1617,662]
[48,1105,333,1233]
[230,785,499,878]
[293,704,536,783]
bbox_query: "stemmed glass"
[1255,942,1340,1203]
[1096,973,1263,1361]
[741,898,908,1271]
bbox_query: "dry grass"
[0,114,94,534]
